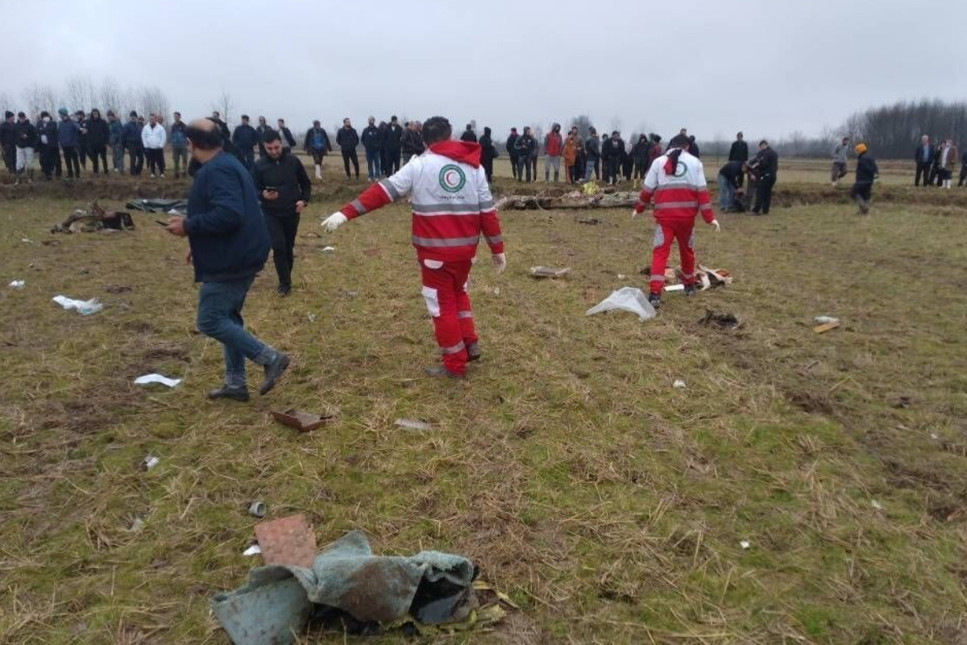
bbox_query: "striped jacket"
[633,149,715,224]
[338,141,504,262]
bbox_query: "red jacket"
[544,132,563,157]
[633,149,715,225]
[338,141,504,262]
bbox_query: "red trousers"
[419,258,477,375]
[649,218,696,295]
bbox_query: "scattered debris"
[617,274,627,280]
[142,455,160,470]
[893,396,912,409]
[322,246,336,252]
[254,514,317,568]
[813,320,841,334]
[740,540,751,550]
[814,316,839,325]
[271,409,332,432]
[125,198,188,214]
[699,309,740,330]
[345,290,358,298]
[9,280,25,289]
[134,373,182,388]
[51,201,135,233]
[577,217,601,225]
[210,530,506,644]
[664,284,685,292]
[52,295,103,315]
[498,190,638,210]
[529,266,571,279]
[248,501,267,518]
[104,285,132,294]
[930,432,940,440]
[21,238,32,243]
[242,544,262,557]
[586,287,656,321]
[307,313,316,322]
[673,379,687,389]
[871,500,883,510]
[493,287,500,295]
[395,418,434,431]
[129,517,145,533]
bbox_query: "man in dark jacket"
[602,131,624,186]
[717,160,744,210]
[303,120,332,180]
[75,111,89,170]
[514,127,536,182]
[231,115,259,170]
[383,116,404,175]
[506,127,519,180]
[170,112,189,178]
[164,119,289,402]
[913,135,933,187]
[751,140,778,215]
[0,111,16,175]
[958,146,967,187]
[688,135,701,158]
[86,109,110,174]
[210,111,231,141]
[361,116,382,180]
[14,112,37,184]
[729,131,748,187]
[632,135,650,179]
[58,108,81,179]
[256,116,271,160]
[851,143,878,215]
[479,126,497,182]
[252,129,312,295]
[460,124,477,142]
[122,111,144,175]
[277,119,296,150]
[36,111,60,180]
[401,121,425,161]
[584,127,600,181]
[336,117,360,179]
[107,110,124,173]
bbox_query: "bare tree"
[569,115,594,140]
[609,116,623,134]
[99,78,125,115]
[138,86,170,120]
[212,90,235,127]
[0,91,14,114]
[64,75,95,111]
[22,84,58,117]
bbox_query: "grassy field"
[1,159,966,644]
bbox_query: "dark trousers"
[265,212,300,288]
[78,143,87,168]
[240,148,255,170]
[928,164,939,186]
[753,176,776,214]
[88,145,107,173]
[145,148,165,175]
[593,158,600,180]
[914,161,929,185]
[531,156,538,180]
[509,155,518,179]
[483,157,494,182]
[62,146,81,178]
[605,158,620,184]
[342,149,359,178]
[959,164,967,187]
[40,146,60,178]
[365,149,381,179]
[2,144,15,173]
[386,149,401,175]
[516,156,532,182]
[127,144,144,175]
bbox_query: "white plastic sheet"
[586,287,656,321]
[52,295,103,315]
[134,374,182,388]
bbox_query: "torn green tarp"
[211,530,476,645]
[124,198,188,214]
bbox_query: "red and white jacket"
[633,149,715,224]
[338,141,504,262]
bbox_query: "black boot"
[207,385,250,402]
[259,352,291,395]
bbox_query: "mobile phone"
[155,220,168,227]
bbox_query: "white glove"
[321,212,348,232]
[492,253,507,274]
[710,219,721,232]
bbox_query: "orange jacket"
[563,137,578,166]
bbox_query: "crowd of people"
[913,135,963,188]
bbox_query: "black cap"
[129,110,138,117]
[241,114,249,120]
[4,111,13,119]
[17,111,25,118]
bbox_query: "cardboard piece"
[254,515,316,568]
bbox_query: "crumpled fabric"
[211,530,476,645]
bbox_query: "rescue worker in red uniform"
[632,133,720,308]
[322,116,506,379]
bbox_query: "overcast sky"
[2,0,964,141]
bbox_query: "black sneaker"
[277,284,291,297]
[259,352,290,395]
[207,385,250,402]
[648,293,662,308]
[684,285,696,297]
[466,342,482,362]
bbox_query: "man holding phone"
[252,129,312,296]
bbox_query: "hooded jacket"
[544,131,563,157]
[479,131,496,162]
[86,117,109,148]
[0,119,15,148]
[337,141,503,263]
[108,119,124,145]
[401,128,425,157]
[58,118,80,147]
[304,127,332,154]
[585,135,600,161]
[633,148,715,225]
[855,152,879,184]
[251,149,312,217]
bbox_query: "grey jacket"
[832,144,849,163]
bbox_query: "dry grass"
[0,159,966,644]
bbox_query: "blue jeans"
[366,150,381,179]
[717,174,734,210]
[196,276,271,385]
